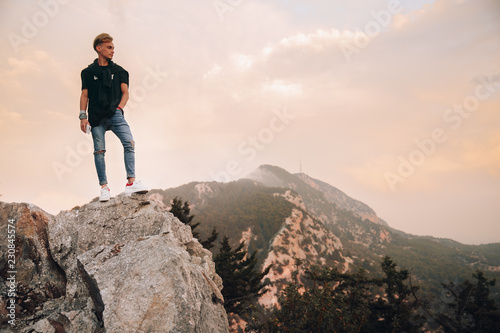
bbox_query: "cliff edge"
[0,194,229,333]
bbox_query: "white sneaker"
[124,180,149,195]
[99,185,111,202]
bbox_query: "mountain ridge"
[246,165,387,226]
[149,164,500,307]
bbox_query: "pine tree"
[201,227,218,250]
[168,197,218,249]
[363,256,422,333]
[436,270,500,332]
[215,236,271,316]
[169,197,200,237]
[470,270,500,332]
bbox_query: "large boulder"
[0,202,66,329]
[0,194,228,333]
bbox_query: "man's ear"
[95,44,101,53]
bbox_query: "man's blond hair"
[93,33,113,51]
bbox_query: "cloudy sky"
[1,0,499,244]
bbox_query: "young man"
[79,33,148,201]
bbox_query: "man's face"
[96,41,114,61]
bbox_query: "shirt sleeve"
[120,70,129,87]
[81,70,90,90]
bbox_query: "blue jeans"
[91,109,135,185]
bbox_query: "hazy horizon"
[1,0,499,245]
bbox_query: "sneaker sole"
[133,190,149,194]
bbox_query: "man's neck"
[97,56,110,67]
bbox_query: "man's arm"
[118,83,129,109]
[80,89,90,133]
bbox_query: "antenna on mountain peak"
[299,157,302,174]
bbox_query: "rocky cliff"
[0,194,229,333]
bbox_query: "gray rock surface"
[0,202,66,329]
[0,194,228,333]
